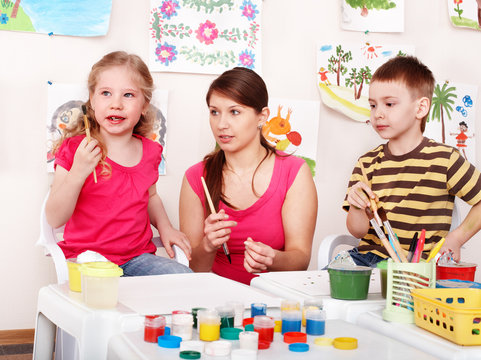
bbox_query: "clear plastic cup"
[79,261,123,308]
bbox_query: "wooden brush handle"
[379,236,401,263]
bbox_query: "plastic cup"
[377,260,388,299]
[172,313,193,340]
[281,310,301,334]
[197,309,220,341]
[250,303,267,317]
[302,298,323,326]
[66,258,82,292]
[281,299,300,311]
[216,305,235,329]
[79,261,123,308]
[305,308,326,335]
[144,315,166,343]
[328,267,372,300]
[253,315,275,343]
[239,331,259,351]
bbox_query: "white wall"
[1,0,480,330]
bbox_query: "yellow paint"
[319,83,371,118]
[199,323,220,341]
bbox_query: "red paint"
[144,325,165,343]
[254,327,274,343]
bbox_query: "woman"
[179,67,317,284]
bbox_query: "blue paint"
[251,303,267,317]
[381,51,393,57]
[306,319,325,335]
[281,319,301,334]
[320,45,332,52]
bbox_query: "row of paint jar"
[144,312,194,343]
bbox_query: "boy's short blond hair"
[372,56,435,132]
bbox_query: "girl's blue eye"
[210,110,218,115]
[232,110,240,115]
[369,104,376,109]
[124,93,134,98]
[101,91,111,96]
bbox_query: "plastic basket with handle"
[411,288,481,345]
[382,259,436,323]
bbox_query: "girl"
[46,51,192,276]
[179,67,318,285]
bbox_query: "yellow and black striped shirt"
[343,137,481,258]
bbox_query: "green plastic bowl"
[328,267,372,300]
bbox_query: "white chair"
[34,192,190,360]
[318,200,462,270]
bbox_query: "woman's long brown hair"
[204,67,277,213]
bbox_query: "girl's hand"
[159,226,192,261]
[347,181,377,210]
[203,209,237,253]
[244,237,275,273]
[70,137,101,181]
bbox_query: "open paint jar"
[328,266,372,300]
[436,262,477,281]
[66,258,82,292]
[79,261,123,308]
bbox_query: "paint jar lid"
[180,340,204,353]
[221,327,243,340]
[216,305,235,317]
[145,314,166,327]
[179,350,201,359]
[333,337,358,350]
[253,315,275,328]
[79,262,123,277]
[157,335,182,348]
[244,324,254,331]
[283,331,307,344]
[197,309,220,324]
[314,337,333,346]
[231,349,257,360]
[204,340,232,356]
[305,308,326,320]
[289,343,310,352]
[242,317,254,327]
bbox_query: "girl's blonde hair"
[52,51,155,176]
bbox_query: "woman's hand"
[70,137,101,181]
[159,226,192,260]
[243,237,276,273]
[203,209,237,253]
[346,181,377,210]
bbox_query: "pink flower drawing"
[195,20,219,45]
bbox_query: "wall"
[0,0,480,329]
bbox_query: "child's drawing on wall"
[425,81,477,162]
[317,43,413,122]
[265,98,320,176]
[448,0,481,31]
[46,84,169,174]
[341,0,404,32]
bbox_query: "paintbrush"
[365,207,400,262]
[200,176,231,264]
[358,161,382,225]
[377,208,408,262]
[82,105,98,183]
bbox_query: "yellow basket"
[411,288,481,346]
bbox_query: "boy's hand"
[71,137,101,181]
[440,233,463,262]
[203,209,237,253]
[347,181,377,210]
[244,237,275,273]
[159,226,192,260]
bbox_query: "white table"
[357,310,481,360]
[107,319,437,360]
[250,270,385,323]
[33,273,282,360]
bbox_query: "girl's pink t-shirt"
[185,154,305,284]
[54,135,161,265]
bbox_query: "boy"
[344,56,481,266]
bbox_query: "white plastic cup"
[227,301,245,327]
[239,331,259,351]
[231,348,257,360]
[172,313,193,340]
[79,262,123,309]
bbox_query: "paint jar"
[66,258,82,292]
[172,313,193,340]
[302,298,323,326]
[191,307,207,328]
[197,309,221,342]
[305,308,326,336]
[216,305,235,328]
[281,299,300,311]
[204,340,232,357]
[144,315,166,343]
[281,310,302,334]
[227,301,245,327]
[377,260,388,299]
[436,263,477,281]
[250,303,267,317]
[239,331,259,351]
[253,315,275,343]
[328,266,372,300]
[231,349,258,360]
[79,261,123,308]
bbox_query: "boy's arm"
[442,200,481,261]
[148,184,192,260]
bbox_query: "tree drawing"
[345,0,396,17]
[327,45,352,86]
[429,83,457,144]
[477,0,481,27]
[10,0,21,19]
[346,66,372,100]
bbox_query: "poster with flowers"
[448,0,481,31]
[46,83,170,175]
[424,82,477,163]
[149,0,262,74]
[341,0,404,33]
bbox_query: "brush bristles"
[377,207,387,222]
[364,207,374,220]
[82,104,87,115]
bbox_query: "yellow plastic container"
[411,288,481,345]
[79,262,123,309]
[66,259,82,292]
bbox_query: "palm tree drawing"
[429,83,457,144]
